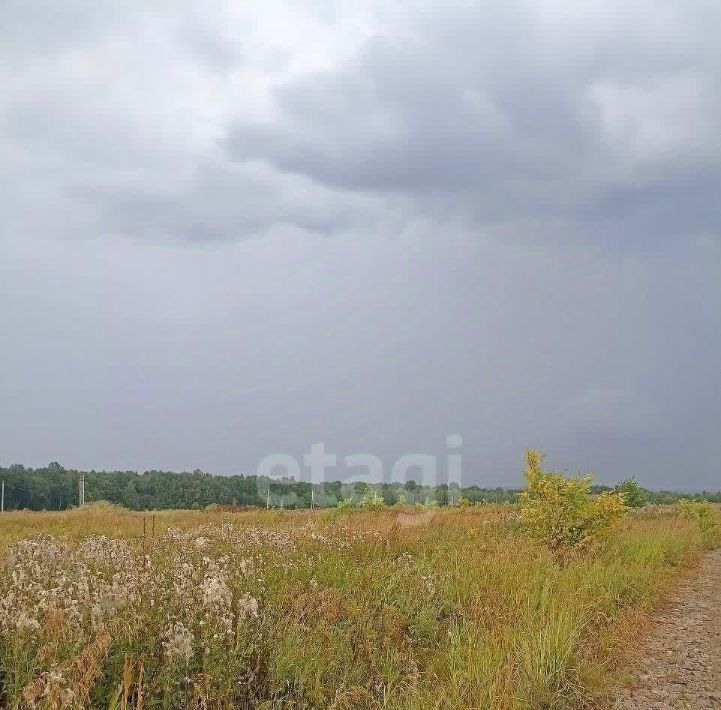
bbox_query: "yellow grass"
[0,503,717,709]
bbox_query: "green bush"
[519,449,625,551]
[615,478,648,508]
[359,490,386,510]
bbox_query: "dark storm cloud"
[1,0,720,489]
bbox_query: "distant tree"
[615,478,648,508]
[0,460,718,512]
[353,481,369,497]
[121,480,141,509]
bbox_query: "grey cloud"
[3,0,720,244]
[226,1,721,239]
[1,0,720,489]
[0,0,127,57]
[79,160,394,242]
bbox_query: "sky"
[1,0,720,489]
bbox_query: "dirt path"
[614,548,721,709]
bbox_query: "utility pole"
[78,473,85,507]
[266,489,270,509]
[1,480,4,513]
[311,488,314,510]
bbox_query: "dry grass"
[0,503,717,709]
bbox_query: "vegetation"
[1,497,719,708]
[0,463,517,511]
[678,499,718,547]
[1,462,719,512]
[519,450,625,551]
[614,478,648,508]
[358,490,387,510]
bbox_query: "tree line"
[1,462,719,511]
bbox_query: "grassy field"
[0,503,717,709]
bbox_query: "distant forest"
[1,463,720,512]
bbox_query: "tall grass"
[0,503,717,708]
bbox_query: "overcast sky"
[1,0,720,489]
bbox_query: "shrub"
[615,478,648,508]
[678,499,717,545]
[456,496,472,507]
[519,449,625,551]
[336,498,354,510]
[359,490,386,510]
[393,493,408,508]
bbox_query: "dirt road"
[614,549,721,709]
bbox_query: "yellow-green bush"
[519,449,625,551]
[359,490,386,510]
[678,499,718,546]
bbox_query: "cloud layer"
[1,0,719,487]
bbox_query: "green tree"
[121,480,141,509]
[615,478,648,508]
